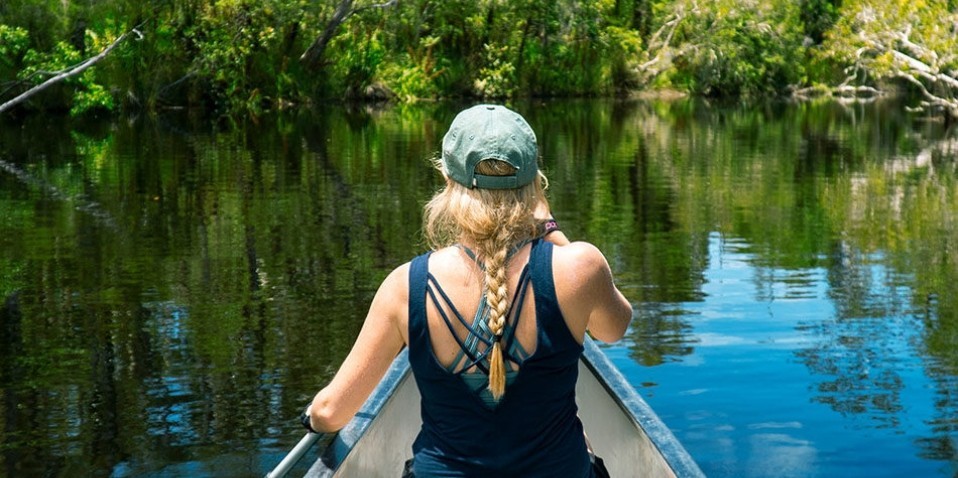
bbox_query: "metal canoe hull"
[305,339,704,477]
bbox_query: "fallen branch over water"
[796,23,958,118]
[0,26,142,115]
[791,84,884,100]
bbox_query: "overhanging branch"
[803,26,958,119]
[0,26,142,115]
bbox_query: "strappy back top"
[427,242,533,408]
[407,239,593,477]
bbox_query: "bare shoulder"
[377,261,412,303]
[552,241,611,280]
[550,241,611,331]
[367,261,413,322]
[383,261,412,286]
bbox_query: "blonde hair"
[424,159,548,400]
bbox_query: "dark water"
[1,99,956,477]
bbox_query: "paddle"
[265,431,323,478]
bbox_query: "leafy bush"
[330,28,385,98]
[474,43,517,98]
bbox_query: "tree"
[806,0,958,118]
[300,0,397,70]
[801,0,842,46]
[637,0,807,97]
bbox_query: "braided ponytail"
[423,158,550,400]
[481,244,511,400]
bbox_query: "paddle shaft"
[265,432,322,478]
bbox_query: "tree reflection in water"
[1,100,957,476]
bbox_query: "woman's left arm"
[306,262,410,433]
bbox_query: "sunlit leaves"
[3,0,958,112]
[474,43,517,98]
[11,34,115,116]
[817,0,958,86]
[652,0,807,96]
[0,25,29,69]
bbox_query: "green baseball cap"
[441,104,538,189]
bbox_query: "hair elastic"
[300,410,320,434]
[539,218,559,237]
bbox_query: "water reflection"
[1,100,957,476]
[629,305,698,367]
[581,100,957,475]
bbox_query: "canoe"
[268,338,704,478]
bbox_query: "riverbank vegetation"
[1,0,957,117]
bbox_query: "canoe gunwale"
[308,350,413,477]
[580,339,705,478]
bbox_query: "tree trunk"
[301,0,354,69]
[300,0,398,70]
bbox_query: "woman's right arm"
[536,201,631,341]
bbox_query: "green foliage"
[5,0,958,114]
[381,58,441,101]
[0,0,68,51]
[661,0,807,97]
[0,24,30,95]
[15,30,115,115]
[813,0,958,87]
[475,42,517,98]
[500,0,643,97]
[19,41,82,80]
[69,71,114,116]
[378,32,449,100]
[185,0,284,113]
[0,24,29,69]
[605,26,645,90]
[330,28,386,97]
[800,0,842,45]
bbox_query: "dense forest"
[1,0,957,116]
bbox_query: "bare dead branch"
[0,26,141,115]
[896,71,958,116]
[636,5,695,82]
[353,0,397,14]
[815,25,958,118]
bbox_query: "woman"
[304,104,632,477]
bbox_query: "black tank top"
[407,239,593,477]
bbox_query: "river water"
[1,99,956,477]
